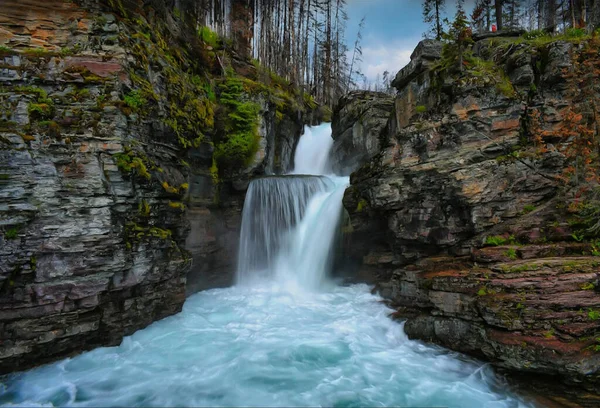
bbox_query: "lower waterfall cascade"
[0,123,534,407]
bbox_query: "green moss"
[210,157,219,184]
[581,282,595,290]
[214,76,261,171]
[522,204,536,214]
[66,87,91,102]
[161,181,179,194]
[356,198,368,212]
[198,26,219,48]
[505,248,518,260]
[415,105,427,114]
[0,120,18,131]
[485,235,507,246]
[589,309,600,320]
[0,45,13,53]
[138,200,151,217]
[123,89,146,110]
[125,222,172,243]
[0,174,9,180]
[114,149,151,180]
[321,106,333,122]
[4,227,19,240]
[168,201,185,211]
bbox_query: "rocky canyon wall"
[338,36,600,392]
[0,0,309,373]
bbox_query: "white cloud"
[353,40,416,84]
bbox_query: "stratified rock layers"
[0,0,308,372]
[341,36,600,390]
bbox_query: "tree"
[472,0,492,32]
[347,16,365,92]
[495,0,504,30]
[230,0,253,59]
[422,0,446,40]
[444,0,472,71]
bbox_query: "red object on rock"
[492,24,497,32]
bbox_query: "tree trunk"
[546,0,556,32]
[591,0,600,30]
[435,0,442,40]
[495,0,504,30]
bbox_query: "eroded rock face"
[0,0,192,374]
[0,0,308,373]
[330,91,393,175]
[343,37,600,390]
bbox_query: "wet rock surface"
[341,36,600,391]
[0,0,307,373]
[330,91,393,175]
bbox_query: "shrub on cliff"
[214,76,261,172]
[529,35,600,238]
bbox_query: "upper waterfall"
[292,123,334,175]
[236,175,333,284]
[236,123,346,289]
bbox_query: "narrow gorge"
[1,1,600,407]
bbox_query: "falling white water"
[274,177,348,290]
[292,123,334,175]
[236,175,334,285]
[236,121,347,290]
[0,124,535,408]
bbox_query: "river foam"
[1,283,533,407]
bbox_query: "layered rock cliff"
[340,35,600,392]
[0,0,312,372]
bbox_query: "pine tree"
[444,0,472,71]
[422,0,446,40]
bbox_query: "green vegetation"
[589,309,600,321]
[356,198,368,212]
[15,86,55,121]
[522,204,536,214]
[415,105,427,114]
[125,222,172,242]
[0,45,13,53]
[161,181,179,194]
[505,248,518,260]
[4,227,18,240]
[114,149,152,180]
[485,234,518,246]
[168,201,185,211]
[198,26,219,48]
[485,235,507,246]
[125,17,215,149]
[214,76,261,172]
[581,282,595,291]
[138,200,151,217]
[124,90,146,110]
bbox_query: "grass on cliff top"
[515,27,592,47]
[433,48,516,98]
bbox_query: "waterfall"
[292,123,334,175]
[236,175,333,284]
[5,122,533,408]
[236,123,347,289]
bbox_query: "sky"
[345,0,474,84]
